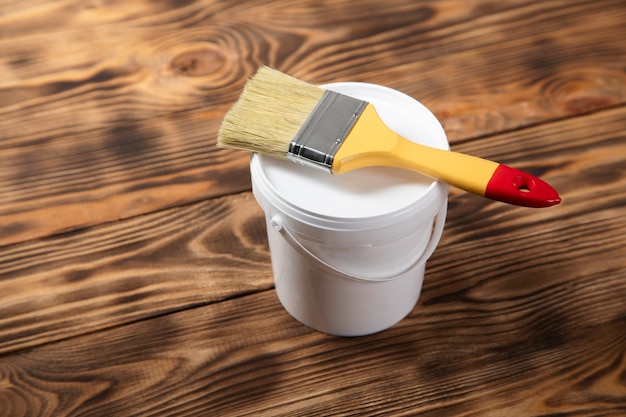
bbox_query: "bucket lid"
[251,82,449,230]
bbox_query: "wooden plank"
[0,265,623,416]
[0,192,273,355]
[1,0,624,146]
[0,0,223,39]
[0,106,624,357]
[1,0,624,247]
[0,111,251,246]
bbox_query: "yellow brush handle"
[332,104,497,196]
[332,104,561,208]
[385,140,498,196]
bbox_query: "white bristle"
[217,67,325,159]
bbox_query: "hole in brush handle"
[484,164,561,208]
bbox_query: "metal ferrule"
[288,91,368,173]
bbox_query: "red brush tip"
[485,164,561,208]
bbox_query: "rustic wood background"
[1,0,625,416]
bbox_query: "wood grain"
[1,1,626,416]
[1,0,623,144]
[0,271,623,416]
[0,0,623,145]
[1,105,624,361]
[0,192,272,355]
[1,0,625,247]
[0,111,251,246]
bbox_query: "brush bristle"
[217,66,325,159]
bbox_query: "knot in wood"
[171,48,225,77]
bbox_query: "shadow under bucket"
[251,82,449,336]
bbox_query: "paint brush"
[217,67,561,208]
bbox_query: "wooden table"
[1,1,625,415]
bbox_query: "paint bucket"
[250,82,449,336]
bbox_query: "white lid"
[252,82,449,225]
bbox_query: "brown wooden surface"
[1,1,625,416]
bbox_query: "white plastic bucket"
[251,82,449,336]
